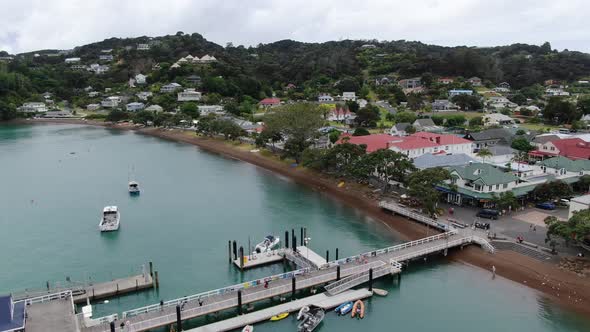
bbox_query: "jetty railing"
[390,237,473,263]
[378,200,452,231]
[21,290,73,305]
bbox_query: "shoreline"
[9,119,590,316]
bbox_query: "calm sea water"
[0,123,588,331]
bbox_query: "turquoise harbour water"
[0,123,589,332]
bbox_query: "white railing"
[324,261,385,292]
[472,236,495,253]
[20,290,73,305]
[390,237,472,262]
[379,200,452,231]
[122,266,311,318]
[325,263,390,295]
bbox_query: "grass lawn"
[519,122,558,132]
[425,111,483,119]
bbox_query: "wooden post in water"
[337,266,341,280]
[239,247,244,271]
[291,277,296,300]
[304,228,307,242]
[285,231,289,249]
[232,241,237,260]
[149,261,153,277]
[291,229,295,250]
[155,271,160,289]
[110,321,115,332]
[237,290,243,315]
[293,236,297,252]
[116,283,119,294]
[228,241,232,263]
[325,250,329,262]
[135,279,138,290]
[397,272,402,284]
[176,304,182,331]
[369,268,373,292]
[300,228,304,246]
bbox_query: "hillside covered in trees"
[1,32,590,119]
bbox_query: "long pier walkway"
[81,201,493,332]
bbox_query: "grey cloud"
[0,0,588,53]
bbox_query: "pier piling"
[239,247,244,271]
[369,268,373,292]
[336,248,339,260]
[337,266,341,280]
[285,231,289,249]
[300,228,303,246]
[232,241,237,260]
[109,321,115,332]
[176,305,182,331]
[291,229,295,250]
[237,290,243,315]
[293,236,297,252]
[116,283,119,294]
[149,261,153,277]
[135,279,138,290]
[325,250,329,262]
[155,271,160,289]
[291,277,296,299]
[228,241,232,263]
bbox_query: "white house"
[386,132,473,158]
[136,91,153,101]
[318,94,334,103]
[137,44,150,50]
[160,83,182,93]
[17,102,47,113]
[448,89,473,97]
[101,96,121,108]
[487,96,517,109]
[468,77,482,86]
[432,99,457,112]
[177,88,202,101]
[341,92,356,101]
[482,113,515,127]
[327,108,356,122]
[99,55,114,61]
[545,88,570,96]
[88,91,100,97]
[389,123,411,136]
[569,194,590,219]
[135,74,147,85]
[126,102,145,112]
[64,57,81,63]
[198,105,225,116]
[198,54,217,63]
[357,99,368,108]
[87,104,101,111]
[145,105,164,112]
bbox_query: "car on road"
[476,209,499,220]
[536,202,556,210]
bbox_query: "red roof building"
[530,138,590,160]
[338,132,473,157]
[259,98,281,107]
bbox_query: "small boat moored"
[242,325,253,332]
[351,300,365,319]
[297,306,310,320]
[254,235,280,254]
[372,288,388,296]
[334,301,353,316]
[128,181,140,195]
[297,306,325,332]
[99,206,120,232]
[269,312,289,321]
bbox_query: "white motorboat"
[128,181,140,195]
[99,206,120,232]
[254,235,280,254]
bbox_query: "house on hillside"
[341,92,357,102]
[327,108,356,123]
[17,102,47,113]
[87,104,100,111]
[448,89,473,98]
[487,96,517,109]
[160,83,182,93]
[198,105,225,116]
[177,89,202,101]
[318,93,334,103]
[99,54,114,61]
[135,74,147,84]
[101,96,120,108]
[136,91,153,101]
[137,44,150,50]
[126,102,145,112]
[438,77,454,85]
[482,113,515,127]
[463,128,515,150]
[186,75,202,85]
[389,122,411,136]
[413,119,443,132]
[65,57,81,63]
[431,99,457,112]
[145,105,164,112]
[468,77,482,86]
[259,98,281,108]
[398,77,422,89]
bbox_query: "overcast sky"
[1,0,589,54]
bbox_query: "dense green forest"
[1,32,590,120]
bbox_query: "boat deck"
[188,288,372,332]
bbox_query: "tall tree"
[407,167,451,217]
[543,97,579,124]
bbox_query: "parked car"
[536,202,556,210]
[474,221,491,230]
[476,209,499,220]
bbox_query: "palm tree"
[476,148,493,164]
